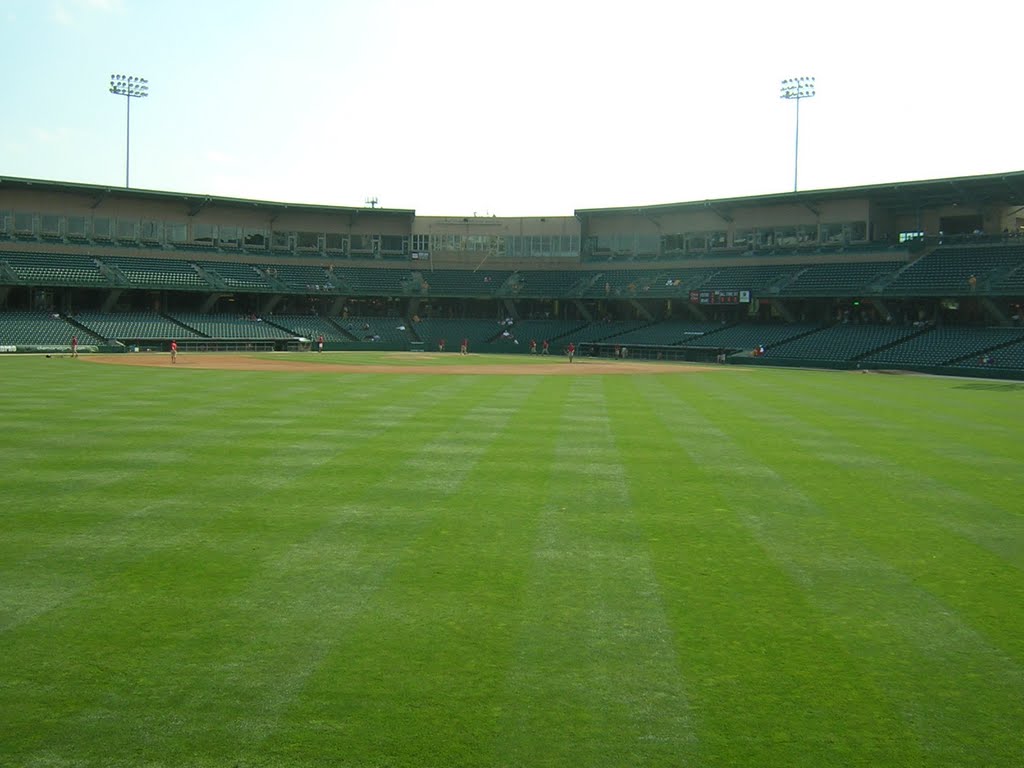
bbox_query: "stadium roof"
[0,175,416,217]
[575,170,1024,217]
[4,170,1024,221]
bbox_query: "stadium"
[1,170,1023,376]
[2,170,1023,768]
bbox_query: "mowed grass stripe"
[497,377,696,767]
[635,373,1023,766]
[253,375,552,766]
[0,369,494,764]
[684,370,1024,660]
[615,374,923,767]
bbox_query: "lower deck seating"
[862,327,1024,367]
[75,312,200,341]
[767,324,920,361]
[0,311,89,345]
[170,312,294,339]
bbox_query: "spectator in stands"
[968,274,977,292]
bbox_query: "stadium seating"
[412,318,507,348]
[951,337,1024,371]
[766,324,921,362]
[169,313,295,339]
[265,264,341,293]
[690,322,822,351]
[265,314,352,341]
[196,261,275,291]
[593,320,724,346]
[336,315,413,344]
[407,270,511,296]
[2,252,110,286]
[779,261,904,296]
[515,270,590,298]
[883,245,1024,295]
[0,311,91,345]
[101,256,208,289]
[573,320,654,343]
[334,267,409,295]
[74,311,201,341]
[861,327,1024,367]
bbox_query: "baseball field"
[1,351,1021,767]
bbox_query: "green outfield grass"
[1,354,1021,767]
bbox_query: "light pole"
[780,76,815,192]
[109,74,149,188]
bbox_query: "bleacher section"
[412,318,506,348]
[170,313,295,340]
[267,264,340,293]
[516,271,589,298]
[766,324,922,362]
[410,270,511,296]
[196,262,275,291]
[861,327,1024,367]
[702,264,801,291]
[0,311,92,345]
[336,316,412,344]
[264,315,352,341]
[75,312,200,341]
[573,320,653,343]
[883,245,1024,295]
[1,252,110,286]
[102,257,208,289]
[952,338,1024,371]
[595,320,724,346]
[689,323,821,351]
[779,261,904,296]
[507,319,589,345]
[335,267,409,295]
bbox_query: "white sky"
[2,0,1021,215]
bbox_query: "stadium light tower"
[780,76,815,192]
[109,74,149,188]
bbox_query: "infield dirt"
[84,353,721,375]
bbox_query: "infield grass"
[1,354,1021,767]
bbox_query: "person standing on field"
[170,340,178,364]
[542,339,550,355]
[567,341,576,362]
[317,334,324,353]
[70,335,78,358]
[460,337,468,355]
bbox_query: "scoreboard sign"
[689,289,751,305]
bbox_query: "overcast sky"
[2,0,1020,215]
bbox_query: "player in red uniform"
[460,337,468,355]
[170,340,178,364]
[70,335,78,358]
[529,339,537,354]
[317,334,324,353]
[541,339,550,355]
[566,341,576,362]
